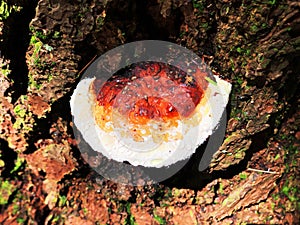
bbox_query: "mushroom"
[70,61,231,168]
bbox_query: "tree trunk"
[0,0,299,224]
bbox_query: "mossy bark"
[0,0,299,224]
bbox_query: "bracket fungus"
[71,60,231,168]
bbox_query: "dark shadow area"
[0,138,18,178]
[161,139,211,190]
[278,55,300,102]
[209,126,273,178]
[106,0,184,41]
[1,0,39,103]
[162,126,273,190]
[74,39,98,78]
[34,205,50,225]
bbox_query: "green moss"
[280,178,299,212]
[53,31,61,39]
[0,1,9,20]
[274,154,280,160]
[192,0,205,13]
[1,65,11,77]
[12,201,19,214]
[179,31,186,38]
[234,148,246,159]
[16,217,26,224]
[218,182,224,195]
[229,58,235,71]
[29,29,54,72]
[172,188,180,197]
[239,172,247,180]
[33,30,48,42]
[201,22,210,29]
[14,105,26,118]
[28,72,42,90]
[236,47,242,54]
[96,16,105,30]
[0,179,15,205]
[30,36,43,65]
[267,0,277,5]
[10,157,24,174]
[13,104,32,130]
[52,215,61,223]
[82,207,88,216]
[236,47,251,56]
[276,133,300,211]
[124,203,137,225]
[0,2,22,20]
[58,195,67,207]
[10,190,27,222]
[250,25,258,33]
[153,212,166,224]
[13,105,26,129]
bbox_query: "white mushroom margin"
[70,76,231,168]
